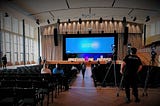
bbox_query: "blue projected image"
[66,37,114,53]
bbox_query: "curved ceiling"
[1,0,160,25]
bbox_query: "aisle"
[51,66,160,106]
[71,66,95,88]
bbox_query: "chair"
[0,88,23,106]
[16,88,39,106]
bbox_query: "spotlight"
[47,19,50,24]
[133,17,136,21]
[123,17,126,23]
[57,19,60,24]
[79,18,82,24]
[111,17,114,23]
[36,19,40,25]
[4,12,9,17]
[99,17,103,23]
[68,19,71,23]
[145,16,150,22]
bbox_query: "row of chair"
[0,73,63,106]
[91,63,160,88]
[0,64,81,106]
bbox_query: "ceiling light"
[133,17,136,21]
[68,19,71,23]
[99,17,103,23]
[47,19,50,24]
[123,17,126,23]
[111,17,114,23]
[79,18,82,24]
[57,19,60,24]
[36,19,40,25]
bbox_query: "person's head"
[131,47,137,54]
[45,64,49,68]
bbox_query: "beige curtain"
[41,25,63,61]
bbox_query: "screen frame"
[63,33,118,60]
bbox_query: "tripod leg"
[117,75,124,97]
[113,60,117,87]
[142,65,151,96]
[101,62,112,87]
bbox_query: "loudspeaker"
[54,28,58,46]
[144,24,146,45]
[123,27,128,45]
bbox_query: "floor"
[48,67,160,106]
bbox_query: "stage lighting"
[47,19,50,24]
[68,19,71,23]
[99,17,103,23]
[133,17,136,21]
[111,17,114,23]
[123,17,126,23]
[79,18,82,24]
[57,19,60,24]
[145,16,150,22]
[36,19,40,25]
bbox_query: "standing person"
[120,47,143,103]
[39,56,42,65]
[2,54,7,69]
[81,62,86,79]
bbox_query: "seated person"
[41,64,52,75]
[52,63,64,75]
[52,64,69,91]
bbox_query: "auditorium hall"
[0,0,160,106]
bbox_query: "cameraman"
[120,47,142,103]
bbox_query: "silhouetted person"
[2,54,7,69]
[39,56,42,65]
[120,47,142,103]
[81,62,86,79]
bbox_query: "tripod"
[116,69,125,97]
[117,44,131,97]
[101,59,117,87]
[101,46,118,96]
[142,59,154,96]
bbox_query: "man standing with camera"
[120,47,143,103]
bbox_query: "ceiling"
[1,0,160,25]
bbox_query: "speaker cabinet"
[54,28,58,46]
[144,24,146,45]
[123,27,128,45]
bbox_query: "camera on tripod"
[151,44,157,62]
[111,44,117,60]
[127,43,131,55]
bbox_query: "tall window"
[0,11,37,65]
